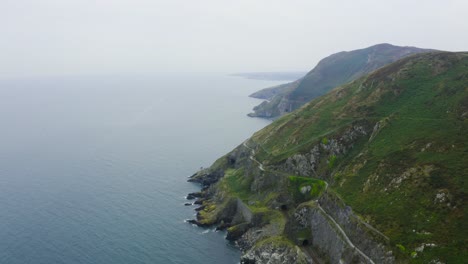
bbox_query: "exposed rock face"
[279,124,369,178]
[387,165,435,190]
[283,145,320,177]
[237,225,281,252]
[309,207,364,264]
[319,193,393,263]
[188,168,225,187]
[249,81,301,118]
[240,242,311,264]
[186,192,203,200]
[287,192,395,264]
[227,222,251,241]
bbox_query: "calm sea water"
[0,74,280,264]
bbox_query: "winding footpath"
[242,140,376,264]
[315,204,376,264]
[243,141,265,171]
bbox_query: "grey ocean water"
[0,74,280,264]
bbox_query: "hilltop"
[248,43,433,119]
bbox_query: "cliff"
[188,52,468,264]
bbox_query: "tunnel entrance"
[302,239,309,246]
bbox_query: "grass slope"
[244,52,468,263]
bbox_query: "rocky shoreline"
[182,52,467,263]
[184,136,394,264]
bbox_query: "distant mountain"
[248,43,434,118]
[231,71,307,81]
[189,51,468,263]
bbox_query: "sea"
[0,73,283,264]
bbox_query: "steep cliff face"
[289,193,394,264]
[188,52,468,264]
[248,43,433,119]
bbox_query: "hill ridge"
[248,43,434,119]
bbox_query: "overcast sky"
[1,0,467,78]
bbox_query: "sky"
[1,0,467,78]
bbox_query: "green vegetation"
[254,235,296,248]
[221,168,252,200]
[396,244,406,253]
[328,155,337,169]
[198,51,467,263]
[321,137,329,145]
[248,52,468,263]
[219,168,288,235]
[288,176,326,202]
[295,227,312,242]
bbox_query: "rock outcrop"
[240,240,310,264]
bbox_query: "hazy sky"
[1,0,467,78]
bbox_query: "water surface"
[0,74,279,264]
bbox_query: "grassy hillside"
[246,51,467,263]
[192,51,466,263]
[290,43,431,100]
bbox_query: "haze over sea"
[0,74,282,264]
